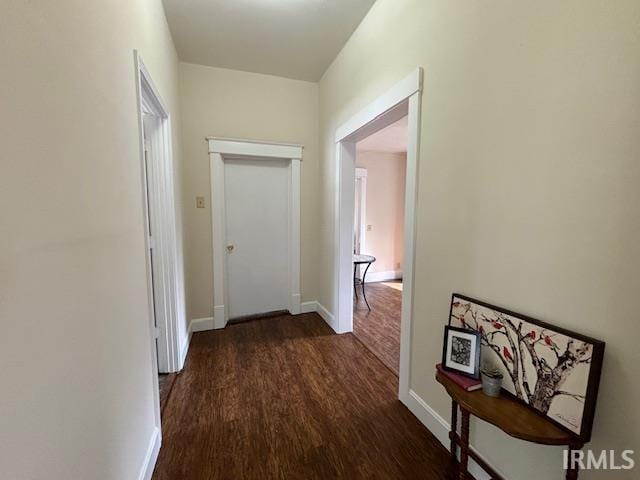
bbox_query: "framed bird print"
[448,293,605,442]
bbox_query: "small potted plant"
[481,365,503,397]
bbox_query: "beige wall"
[319,1,640,479]
[178,62,320,321]
[356,151,406,274]
[0,1,183,478]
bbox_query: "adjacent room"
[352,116,408,375]
[2,1,639,480]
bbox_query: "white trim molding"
[137,427,161,480]
[135,52,185,376]
[207,138,303,327]
[179,324,194,369]
[190,316,215,333]
[404,390,499,480]
[364,270,402,283]
[335,69,423,143]
[296,301,340,333]
[354,167,367,258]
[334,67,423,401]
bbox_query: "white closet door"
[224,158,290,319]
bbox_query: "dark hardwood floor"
[153,313,456,480]
[353,281,402,375]
[158,373,177,417]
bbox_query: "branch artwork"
[448,294,605,441]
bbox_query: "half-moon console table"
[436,371,584,480]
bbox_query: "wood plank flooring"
[158,373,177,417]
[152,313,456,480]
[353,281,402,375]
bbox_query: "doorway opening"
[352,116,408,375]
[334,68,422,401]
[135,52,184,430]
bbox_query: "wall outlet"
[196,196,205,208]
[367,224,372,231]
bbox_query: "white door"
[142,115,164,371]
[224,158,290,319]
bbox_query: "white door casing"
[354,167,368,255]
[334,68,423,402]
[208,138,303,329]
[224,158,290,318]
[134,51,186,445]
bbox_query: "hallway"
[153,313,455,480]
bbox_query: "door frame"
[354,167,368,256]
[207,137,303,329]
[135,51,185,384]
[334,68,423,401]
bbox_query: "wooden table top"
[436,371,576,446]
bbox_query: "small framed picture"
[442,325,481,379]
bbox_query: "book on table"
[436,363,482,392]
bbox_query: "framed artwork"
[442,325,481,379]
[448,293,605,442]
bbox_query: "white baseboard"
[317,302,342,333]
[364,269,402,283]
[298,300,342,333]
[213,305,227,329]
[137,426,160,480]
[190,316,214,332]
[300,301,318,313]
[179,327,193,370]
[290,293,301,314]
[403,390,499,480]
[191,302,341,335]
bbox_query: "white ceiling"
[357,116,408,154]
[162,0,376,82]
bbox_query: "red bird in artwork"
[529,330,536,340]
[503,346,513,362]
[492,321,503,330]
[479,325,485,335]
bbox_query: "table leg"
[459,408,470,480]
[361,261,372,310]
[450,400,458,461]
[565,443,582,480]
[353,264,358,300]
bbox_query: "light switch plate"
[196,196,205,208]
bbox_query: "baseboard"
[179,327,193,370]
[193,302,341,334]
[403,390,499,480]
[297,301,342,333]
[137,426,160,480]
[190,316,214,332]
[316,302,341,333]
[290,293,301,314]
[213,305,227,329]
[300,301,318,313]
[364,269,402,283]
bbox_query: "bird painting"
[448,294,605,440]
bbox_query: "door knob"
[226,244,235,252]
